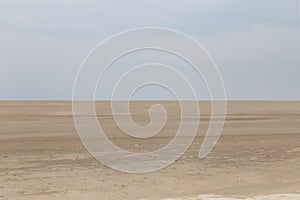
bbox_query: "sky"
[0,0,299,100]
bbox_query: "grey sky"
[0,0,299,99]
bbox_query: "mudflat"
[0,101,300,199]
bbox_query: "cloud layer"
[0,0,299,99]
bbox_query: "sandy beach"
[0,101,300,199]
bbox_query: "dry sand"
[0,101,299,200]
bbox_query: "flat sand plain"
[0,101,300,200]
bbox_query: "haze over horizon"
[0,0,299,100]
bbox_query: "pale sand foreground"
[147,194,300,200]
[0,101,300,199]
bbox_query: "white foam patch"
[141,194,300,200]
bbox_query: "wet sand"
[0,101,300,199]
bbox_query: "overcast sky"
[0,0,299,100]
